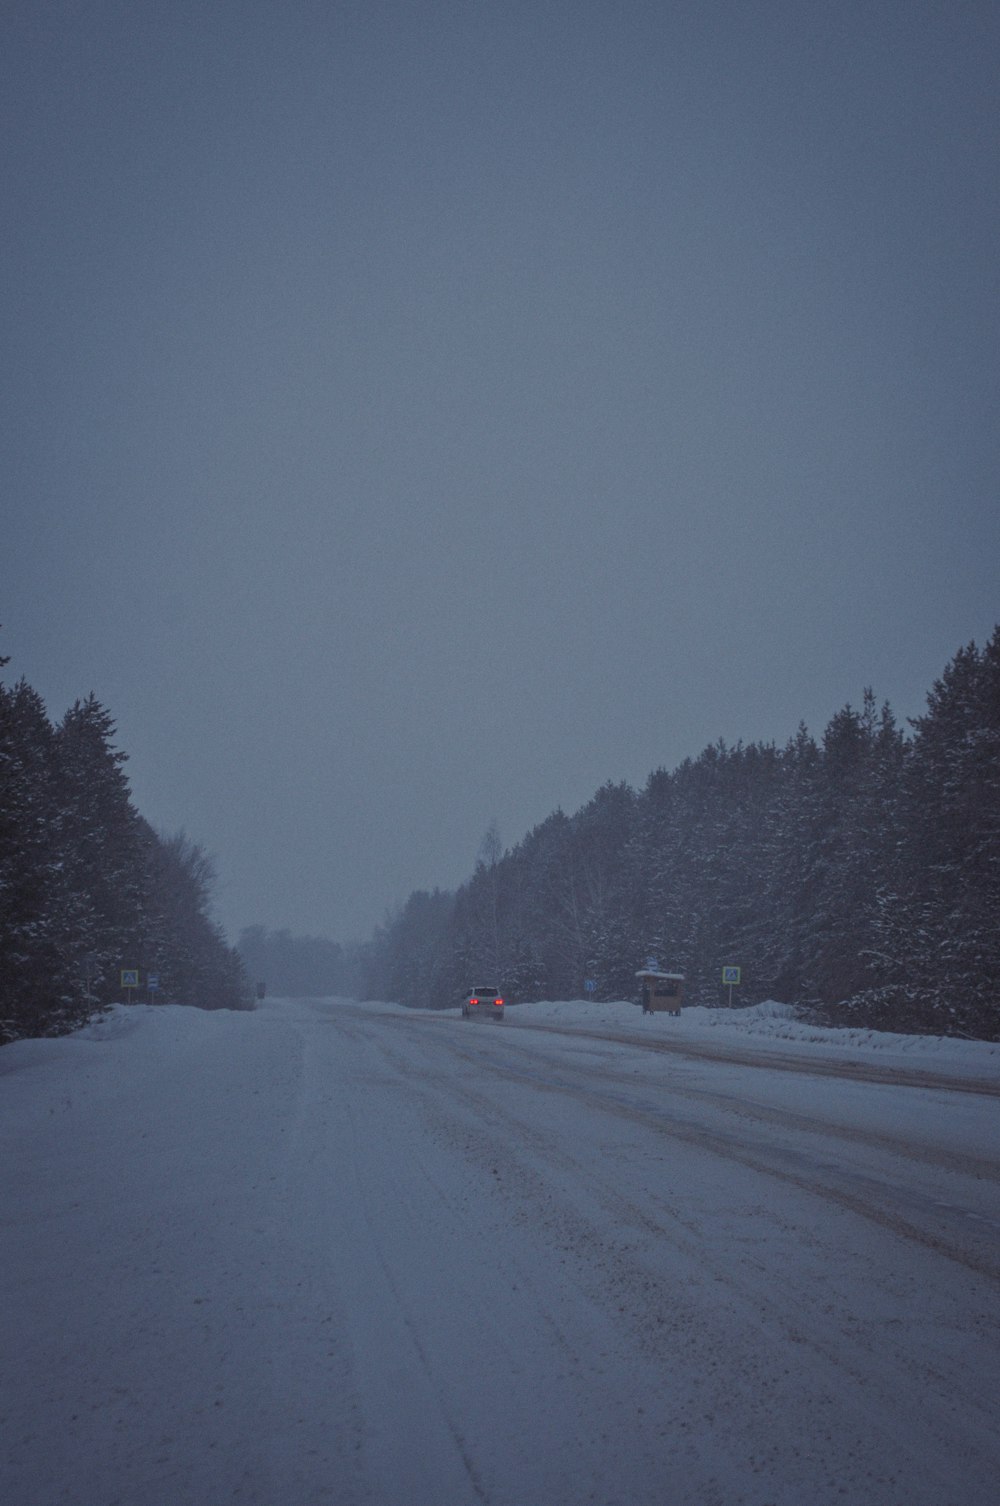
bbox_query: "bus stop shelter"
[636,970,684,1016]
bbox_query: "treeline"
[360,631,1000,1041]
[236,926,355,998]
[1,667,251,1042]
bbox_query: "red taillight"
[494,997,504,1006]
[470,998,478,1006]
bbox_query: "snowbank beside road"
[490,996,1000,1078]
[58,995,999,1077]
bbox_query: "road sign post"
[722,965,741,1006]
[120,968,139,1004]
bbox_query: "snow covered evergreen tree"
[347,630,1000,1039]
[145,830,249,1010]
[0,680,93,1038]
[53,695,150,1001]
[1,662,250,1039]
[863,633,1000,1036]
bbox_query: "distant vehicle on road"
[462,987,505,1021]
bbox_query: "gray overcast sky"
[3,0,998,944]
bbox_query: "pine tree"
[383,889,455,1008]
[0,680,94,1038]
[880,635,1000,1036]
[53,695,151,1003]
[145,830,250,1010]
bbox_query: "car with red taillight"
[461,987,504,1021]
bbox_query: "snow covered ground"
[2,997,998,1505]
[522,995,1000,1067]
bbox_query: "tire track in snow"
[340,1082,492,1505]
[426,1022,1000,1284]
[507,1017,1000,1098]
[379,1017,1000,1504]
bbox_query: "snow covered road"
[3,998,999,1505]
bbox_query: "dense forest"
[4,631,997,1043]
[0,656,250,1042]
[358,631,1000,1041]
